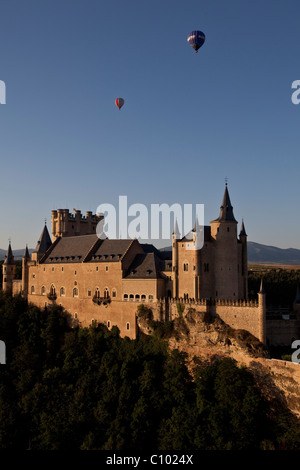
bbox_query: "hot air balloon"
[187,30,205,53]
[115,98,124,110]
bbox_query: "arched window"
[123,294,128,301]
[3,277,6,282]
[73,287,78,297]
[50,284,56,296]
[183,263,189,272]
[60,287,65,297]
[129,294,134,302]
[148,295,153,303]
[135,294,140,302]
[104,287,109,299]
[94,287,100,298]
[112,289,117,298]
[31,285,35,294]
[41,286,46,295]
[141,294,146,302]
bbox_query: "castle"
[2,184,299,346]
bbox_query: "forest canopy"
[0,291,300,450]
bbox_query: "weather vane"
[225,177,228,186]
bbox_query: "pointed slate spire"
[172,218,180,239]
[259,278,265,294]
[34,223,52,255]
[23,244,31,260]
[239,219,247,237]
[3,242,15,265]
[214,183,237,223]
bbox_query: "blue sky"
[0,0,300,250]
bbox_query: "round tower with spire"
[2,241,15,294]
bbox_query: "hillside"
[247,242,300,265]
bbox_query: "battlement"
[51,209,103,240]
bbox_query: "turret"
[22,245,31,296]
[258,279,266,345]
[239,219,248,298]
[31,223,52,262]
[172,219,180,298]
[2,242,15,294]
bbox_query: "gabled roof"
[34,224,52,254]
[211,184,237,223]
[42,234,98,263]
[124,252,164,279]
[3,242,15,265]
[90,239,135,262]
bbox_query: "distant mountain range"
[247,242,300,265]
[1,242,300,265]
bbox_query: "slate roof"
[3,242,15,265]
[90,239,134,262]
[211,184,237,223]
[43,234,98,263]
[34,225,52,254]
[124,252,165,279]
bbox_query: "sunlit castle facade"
[3,185,270,344]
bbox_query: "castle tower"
[2,242,15,294]
[31,223,52,262]
[210,184,239,300]
[258,278,267,344]
[172,219,180,298]
[22,245,31,296]
[239,219,248,298]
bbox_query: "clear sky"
[0,0,300,251]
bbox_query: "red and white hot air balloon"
[115,98,124,110]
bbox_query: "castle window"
[41,286,46,295]
[129,294,134,301]
[61,267,64,272]
[3,278,6,282]
[124,294,128,301]
[227,227,230,232]
[126,322,130,331]
[74,281,78,286]
[95,288,100,299]
[43,267,45,271]
[112,289,116,298]
[141,294,146,302]
[74,313,78,319]
[74,271,77,275]
[52,267,54,272]
[217,227,219,233]
[183,263,188,271]
[104,287,109,299]
[135,294,140,302]
[60,287,65,297]
[50,284,56,296]
[105,266,108,272]
[96,266,99,271]
[4,267,6,273]
[31,285,35,294]
[148,295,153,303]
[107,321,111,328]
[204,263,209,272]
[32,273,36,279]
[87,290,92,297]
[73,287,79,297]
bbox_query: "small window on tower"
[227,227,230,232]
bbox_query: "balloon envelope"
[187,30,205,52]
[115,98,124,110]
